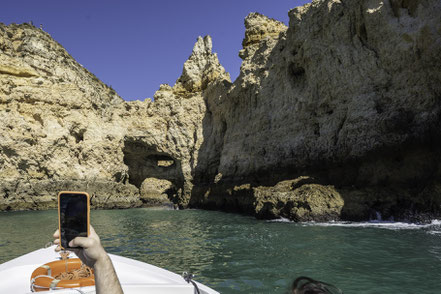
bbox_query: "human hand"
[53,225,107,268]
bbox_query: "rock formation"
[140,178,175,207]
[0,27,228,211]
[0,23,139,210]
[1,0,441,222]
[189,0,441,222]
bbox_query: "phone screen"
[59,192,89,249]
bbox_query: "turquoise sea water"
[1,208,441,293]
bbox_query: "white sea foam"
[300,221,428,230]
[267,217,293,223]
[430,219,441,226]
[267,218,441,232]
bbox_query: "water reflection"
[92,208,219,283]
[0,210,57,263]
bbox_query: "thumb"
[69,236,93,248]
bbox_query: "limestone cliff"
[0,26,228,210]
[0,23,140,210]
[190,0,441,222]
[1,0,441,222]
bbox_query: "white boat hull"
[0,246,219,294]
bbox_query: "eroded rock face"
[253,181,344,222]
[140,178,174,207]
[117,36,231,207]
[190,0,441,222]
[1,0,441,222]
[174,36,231,94]
[0,23,140,210]
[0,23,229,211]
[239,12,287,60]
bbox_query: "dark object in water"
[291,276,343,294]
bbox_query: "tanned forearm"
[54,226,124,293]
[94,255,123,294]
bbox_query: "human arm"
[53,226,123,294]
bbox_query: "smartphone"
[58,191,90,250]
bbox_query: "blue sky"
[1,0,311,101]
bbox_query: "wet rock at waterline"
[1,0,441,223]
[190,177,345,222]
[0,179,140,211]
[140,178,175,207]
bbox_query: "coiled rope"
[30,250,93,293]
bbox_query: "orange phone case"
[57,191,90,250]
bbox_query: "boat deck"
[0,246,218,294]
